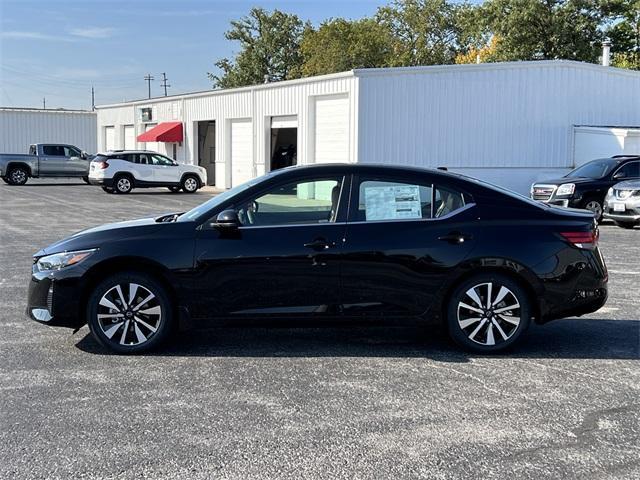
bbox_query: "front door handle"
[304,238,333,251]
[438,232,473,244]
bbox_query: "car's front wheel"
[447,274,531,353]
[113,175,133,194]
[87,272,173,354]
[583,199,603,222]
[181,175,199,193]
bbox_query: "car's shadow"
[75,318,640,361]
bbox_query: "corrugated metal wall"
[0,109,97,154]
[356,61,640,193]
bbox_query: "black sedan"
[27,164,608,353]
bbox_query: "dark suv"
[530,155,640,221]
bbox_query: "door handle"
[304,238,333,251]
[438,232,473,244]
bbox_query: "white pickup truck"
[0,143,93,185]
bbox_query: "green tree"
[376,0,463,66]
[208,8,307,88]
[299,18,394,76]
[479,0,604,62]
[602,0,640,69]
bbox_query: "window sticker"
[364,185,422,220]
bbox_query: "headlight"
[35,249,97,272]
[556,183,575,196]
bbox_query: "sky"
[0,0,390,110]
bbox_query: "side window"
[29,145,36,155]
[42,145,65,156]
[357,180,433,222]
[63,146,81,157]
[151,155,174,166]
[615,161,640,179]
[236,177,343,227]
[138,154,151,165]
[434,186,466,218]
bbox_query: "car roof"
[99,150,158,155]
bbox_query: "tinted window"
[236,177,343,226]
[151,155,174,166]
[29,145,36,155]
[434,186,465,218]
[567,159,617,179]
[357,180,433,221]
[63,146,81,157]
[138,154,152,165]
[42,145,65,156]
[614,161,640,179]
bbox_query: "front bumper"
[602,199,640,222]
[26,267,84,329]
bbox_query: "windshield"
[566,159,617,179]
[178,169,286,221]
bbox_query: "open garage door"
[104,126,115,151]
[123,125,135,150]
[270,115,297,171]
[314,94,349,164]
[230,119,253,187]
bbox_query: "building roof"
[96,60,640,110]
[0,107,95,114]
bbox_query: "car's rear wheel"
[87,272,173,354]
[168,186,181,193]
[583,200,603,222]
[614,220,637,229]
[113,175,133,194]
[7,166,29,185]
[181,175,199,193]
[447,274,531,353]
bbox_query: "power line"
[144,73,154,99]
[161,72,171,97]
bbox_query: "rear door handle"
[438,232,473,244]
[304,238,334,250]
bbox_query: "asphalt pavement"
[0,179,638,480]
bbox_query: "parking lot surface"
[1,179,638,480]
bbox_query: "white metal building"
[0,107,97,154]
[95,60,640,194]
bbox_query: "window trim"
[612,160,640,180]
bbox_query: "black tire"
[614,221,637,229]
[447,273,531,353]
[6,166,29,185]
[582,199,603,222]
[181,174,200,193]
[101,186,115,194]
[168,186,181,193]
[2,177,9,184]
[113,174,133,194]
[87,272,174,354]
[82,176,91,185]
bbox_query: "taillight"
[560,230,598,249]
[96,161,109,169]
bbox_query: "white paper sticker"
[364,185,422,220]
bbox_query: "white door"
[104,126,116,151]
[144,123,159,153]
[123,125,135,150]
[150,154,179,183]
[314,95,349,164]
[230,119,253,187]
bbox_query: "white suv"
[89,150,207,194]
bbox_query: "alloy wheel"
[10,169,27,184]
[456,282,521,346]
[96,282,162,346]
[183,177,198,192]
[116,177,132,193]
[584,200,602,220]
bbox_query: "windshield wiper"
[156,212,184,223]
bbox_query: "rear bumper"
[88,177,113,188]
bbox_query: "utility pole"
[144,74,154,99]
[161,72,170,97]
[42,97,46,109]
[91,86,95,111]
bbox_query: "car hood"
[35,214,177,256]
[613,180,640,190]
[533,176,594,186]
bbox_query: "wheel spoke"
[134,323,147,343]
[494,302,520,314]
[486,323,495,345]
[99,296,121,312]
[135,316,158,333]
[115,285,128,310]
[459,317,483,329]
[103,322,124,339]
[132,293,155,311]
[97,313,123,320]
[492,286,510,307]
[465,287,484,309]
[486,283,493,309]
[498,314,520,326]
[459,302,484,314]
[492,319,510,340]
[119,320,130,345]
[128,283,140,305]
[138,305,161,316]
[468,318,487,340]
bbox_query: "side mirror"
[80,151,88,160]
[613,171,625,179]
[214,209,240,228]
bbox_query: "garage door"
[230,119,253,187]
[123,125,135,150]
[314,94,349,164]
[104,126,115,151]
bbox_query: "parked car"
[530,155,640,221]
[0,143,92,185]
[88,150,207,194]
[27,164,607,354]
[603,179,640,229]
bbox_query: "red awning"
[137,122,183,142]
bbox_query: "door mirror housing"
[80,151,88,160]
[214,209,240,228]
[613,171,625,179]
